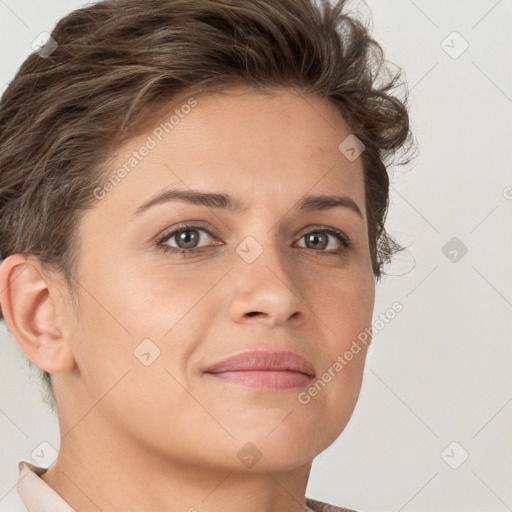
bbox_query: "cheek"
[80,256,206,335]
[320,266,375,344]
[119,261,220,332]
[308,268,373,425]
[69,261,215,390]
[320,353,367,443]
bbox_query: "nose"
[227,236,308,328]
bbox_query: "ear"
[0,254,77,373]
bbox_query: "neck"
[41,417,312,512]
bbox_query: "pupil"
[178,230,198,249]
[307,233,327,250]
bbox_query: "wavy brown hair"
[0,0,414,410]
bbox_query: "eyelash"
[155,223,352,258]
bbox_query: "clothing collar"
[17,460,75,512]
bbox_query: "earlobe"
[0,254,77,373]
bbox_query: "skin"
[0,87,375,512]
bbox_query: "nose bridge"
[234,188,306,282]
[235,215,291,283]
[229,219,307,313]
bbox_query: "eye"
[295,227,351,254]
[156,224,219,255]
[155,223,352,257]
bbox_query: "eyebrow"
[130,188,363,220]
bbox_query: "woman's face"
[57,87,375,472]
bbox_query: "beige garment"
[17,460,358,512]
[17,461,74,512]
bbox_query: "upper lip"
[204,349,315,377]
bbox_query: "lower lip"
[205,370,314,390]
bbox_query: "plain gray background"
[1,1,511,511]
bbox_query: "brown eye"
[157,224,217,254]
[304,232,329,250]
[172,228,202,249]
[296,228,351,253]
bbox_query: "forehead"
[95,87,365,220]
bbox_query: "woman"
[0,0,413,510]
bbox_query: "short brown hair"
[0,0,414,411]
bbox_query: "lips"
[204,349,315,377]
